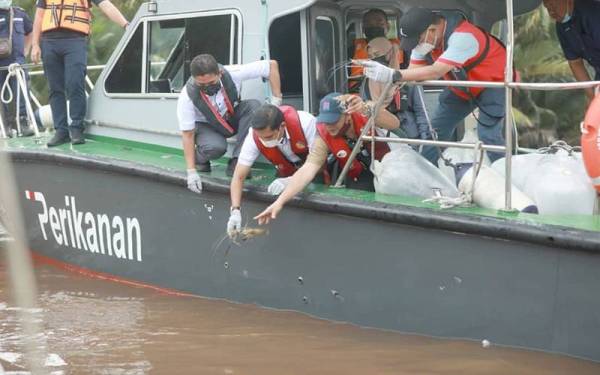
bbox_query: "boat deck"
[3,133,600,233]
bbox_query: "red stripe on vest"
[317,113,390,181]
[253,106,309,177]
[431,20,506,99]
[199,88,235,135]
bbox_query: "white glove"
[268,95,283,106]
[186,169,202,194]
[267,177,291,195]
[360,60,395,83]
[227,209,242,234]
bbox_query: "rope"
[423,141,485,209]
[0,63,40,137]
[415,85,456,169]
[536,140,581,155]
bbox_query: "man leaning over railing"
[542,0,600,103]
[358,7,508,166]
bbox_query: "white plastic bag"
[373,146,460,199]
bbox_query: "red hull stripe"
[30,251,198,298]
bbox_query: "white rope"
[0,63,40,137]
[423,141,485,209]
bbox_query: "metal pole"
[504,0,515,211]
[361,136,508,153]
[333,81,393,187]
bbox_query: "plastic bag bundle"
[492,151,596,215]
[373,145,460,199]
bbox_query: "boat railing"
[336,0,600,212]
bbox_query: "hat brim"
[316,112,342,125]
[400,36,420,52]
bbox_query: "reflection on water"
[1,260,599,374]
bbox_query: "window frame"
[103,9,243,99]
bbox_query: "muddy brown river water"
[1,260,599,374]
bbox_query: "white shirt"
[237,111,318,167]
[177,60,271,131]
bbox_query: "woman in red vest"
[360,7,508,165]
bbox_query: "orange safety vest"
[350,38,404,79]
[42,0,91,35]
[317,112,390,181]
[253,106,309,177]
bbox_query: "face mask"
[0,0,12,9]
[414,33,437,56]
[260,137,282,148]
[372,55,389,66]
[364,27,386,40]
[199,81,222,96]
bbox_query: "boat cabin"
[87,0,541,149]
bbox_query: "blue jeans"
[41,38,88,135]
[421,88,506,164]
[0,68,29,119]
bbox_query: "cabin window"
[314,16,338,101]
[269,12,302,106]
[105,23,144,94]
[105,11,241,95]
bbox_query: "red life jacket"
[317,113,390,181]
[431,20,506,100]
[253,106,309,177]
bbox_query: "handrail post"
[504,0,515,211]
[333,81,393,187]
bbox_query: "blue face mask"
[0,0,12,9]
[561,12,572,23]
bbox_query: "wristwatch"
[392,70,403,83]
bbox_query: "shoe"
[70,128,86,145]
[196,161,211,173]
[18,117,35,137]
[226,158,251,179]
[47,132,71,147]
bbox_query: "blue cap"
[316,92,344,124]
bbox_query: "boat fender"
[581,95,600,193]
[458,165,538,213]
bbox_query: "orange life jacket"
[350,38,403,80]
[317,112,390,181]
[253,106,309,177]
[42,0,91,35]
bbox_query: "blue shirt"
[556,0,600,79]
[0,7,32,66]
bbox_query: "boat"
[2,0,600,362]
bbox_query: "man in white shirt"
[227,104,317,235]
[177,54,282,193]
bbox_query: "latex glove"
[186,169,202,194]
[268,95,283,106]
[267,177,291,195]
[227,209,242,235]
[359,60,395,83]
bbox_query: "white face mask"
[413,31,437,56]
[0,0,12,9]
[259,132,284,148]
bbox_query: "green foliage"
[513,6,588,147]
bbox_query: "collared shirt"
[556,0,600,79]
[36,0,104,39]
[177,60,271,132]
[0,7,32,66]
[237,111,317,167]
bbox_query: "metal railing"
[337,0,600,212]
